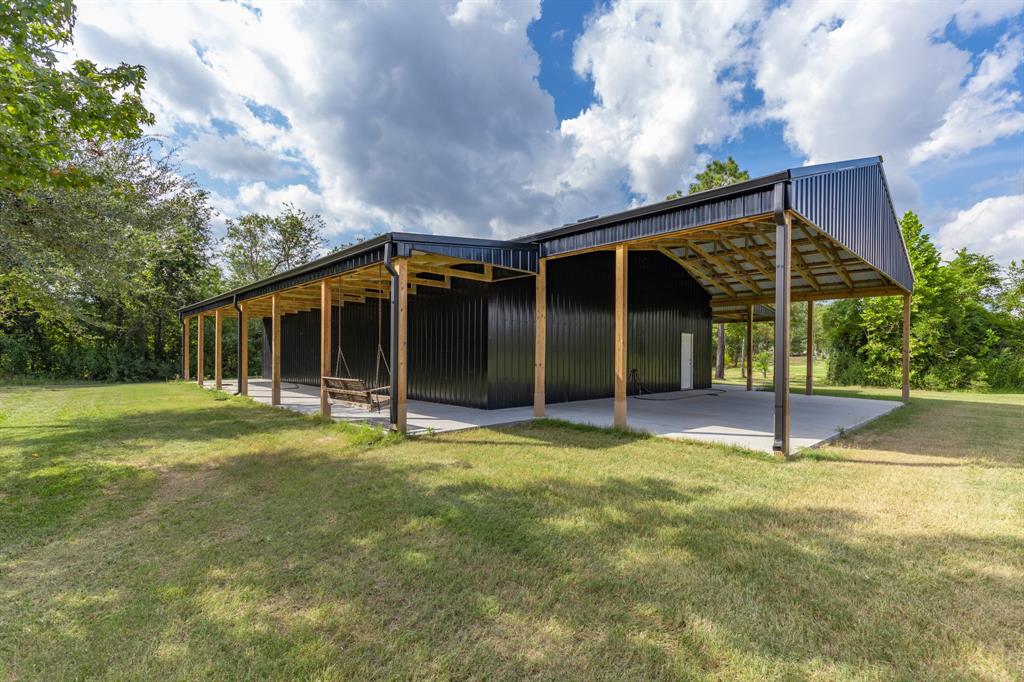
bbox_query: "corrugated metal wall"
[487,277,536,408]
[408,279,489,408]
[262,280,490,409]
[790,163,914,291]
[543,250,711,403]
[262,251,711,409]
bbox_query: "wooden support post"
[396,258,409,433]
[182,317,190,381]
[773,186,792,457]
[196,314,205,386]
[239,303,248,396]
[745,304,753,392]
[320,278,332,417]
[806,300,814,396]
[214,308,223,390]
[902,293,911,402]
[534,259,546,418]
[271,292,281,406]
[614,243,628,429]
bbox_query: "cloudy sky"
[72,0,1024,264]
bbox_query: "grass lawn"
[1,382,1022,679]
[718,355,829,391]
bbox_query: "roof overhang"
[179,232,538,319]
[180,156,913,321]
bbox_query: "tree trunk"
[715,323,725,380]
[740,339,746,378]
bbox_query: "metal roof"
[178,232,538,318]
[181,156,913,317]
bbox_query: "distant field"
[1,382,1021,679]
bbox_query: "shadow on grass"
[4,442,1022,679]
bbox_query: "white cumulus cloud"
[937,194,1024,264]
[68,0,1024,253]
[559,0,759,202]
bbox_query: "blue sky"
[72,0,1024,264]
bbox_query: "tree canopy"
[0,0,153,193]
[221,204,327,287]
[667,156,751,200]
[823,211,1023,390]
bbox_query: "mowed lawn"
[1,383,1022,680]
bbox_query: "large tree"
[221,204,327,286]
[0,0,153,192]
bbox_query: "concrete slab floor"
[205,379,901,453]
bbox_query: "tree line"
[2,2,1021,390]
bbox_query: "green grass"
[1,382,1022,680]
[719,356,829,391]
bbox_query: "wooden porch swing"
[322,264,391,412]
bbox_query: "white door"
[680,333,694,390]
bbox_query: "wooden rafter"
[802,226,855,289]
[689,241,763,295]
[658,245,736,297]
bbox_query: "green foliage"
[754,350,772,378]
[0,139,220,381]
[822,211,1024,390]
[221,204,327,286]
[0,0,153,192]
[666,156,750,200]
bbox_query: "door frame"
[680,332,694,390]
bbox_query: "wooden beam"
[773,184,792,458]
[239,303,248,396]
[659,246,735,297]
[746,304,753,392]
[214,308,223,390]
[540,213,775,261]
[803,226,855,289]
[395,258,409,433]
[806,300,814,395]
[534,259,546,418]
[724,235,774,281]
[408,274,451,289]
[413,263,491,283]
[196,314,204,386]
[271,292,281,406]
[614,243,628,429]
[704,284,908,307]
[182,317,190,381]
[690,241,763,295]
[902,293,911,402]
[792,245,822,292]
[320,278,332,417]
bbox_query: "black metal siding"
[543,251,711,403]
[487,277,536,408]
[537,189,774,258]
[262,304,390,390]
[790,163,914,292]
[261,251,711,409]
[261,282,489,409]
[407,279,489,408]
